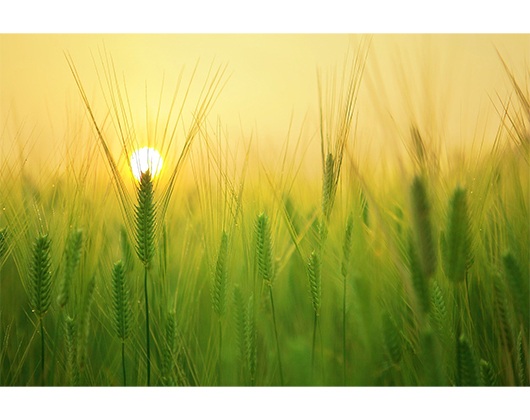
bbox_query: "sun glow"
[130,147,163,181]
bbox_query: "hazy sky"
[1,34,528,170]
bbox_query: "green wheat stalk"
[516,330,529,386]
[0,227,7,263]
[322,153,335,220]
[307,249,322,376]
[78,275,95,376]
[441,187,472,284]
[480,359,497,386]
[134,169,156,386]
[64,315,79,386]
[255,212,283,385]
[245,294,257,386]
[503,251,528,329]
[57,229,83,308]
[382,312,402,366]
[410,176,437,280]
[341,213,354,384]
[456,334,479,386]
[211,231,228,385]
[29,233,52,385]
[233,285,246,381]
[408,231,431,315]
[111,260,131,386]
[120,225,135,274]
[162,311,177,386]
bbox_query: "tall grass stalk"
[29,234,52,385]
[134,170,156,386]
[410,176,437,280]
[111,260,131,386]
[307,250,322,379]
[255,213,283,385]
[64,315,79,386]
[341,214,354,384]
[211,231,228,385]
[57,229,83,308]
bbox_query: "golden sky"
[1,34,529,171]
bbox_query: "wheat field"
[0,34,528,388]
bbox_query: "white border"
[2,1,530,33]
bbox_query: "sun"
[130,147,163,181]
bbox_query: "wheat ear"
[29,233,52,385]
[410,176,437,279]
[255,212,283,385]
[134,169,156,386]
[57,229,83,308]
[111,260,131,385]
[212,231,228,384]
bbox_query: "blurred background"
[1,34,529,174]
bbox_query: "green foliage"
[29,234,52,318]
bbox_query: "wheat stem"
[144,265,151,386]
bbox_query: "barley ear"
[29,234,52,318]
[64,315,79,386]
[307,250,322,316]
[322,152,335,219]
[57,229,83,308]
[212,231,229,317]
[111,260,131,341]
[162,311,177,385]
[233,285,246,364]
[442,187,472,283]
[341,213,354,278]
[134,170,156,267]
[408,231,430,314]
[493,274,514,352]
[456,334,479,386]
[480,359,497,386]
[245,294,257,385]
[0,227,7,262]
[382,312,402,365]
[516,330,529,386]
[255,213,274,284]
[410,176,437,279]
[430,280,450,345]
[503,251,528,327]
